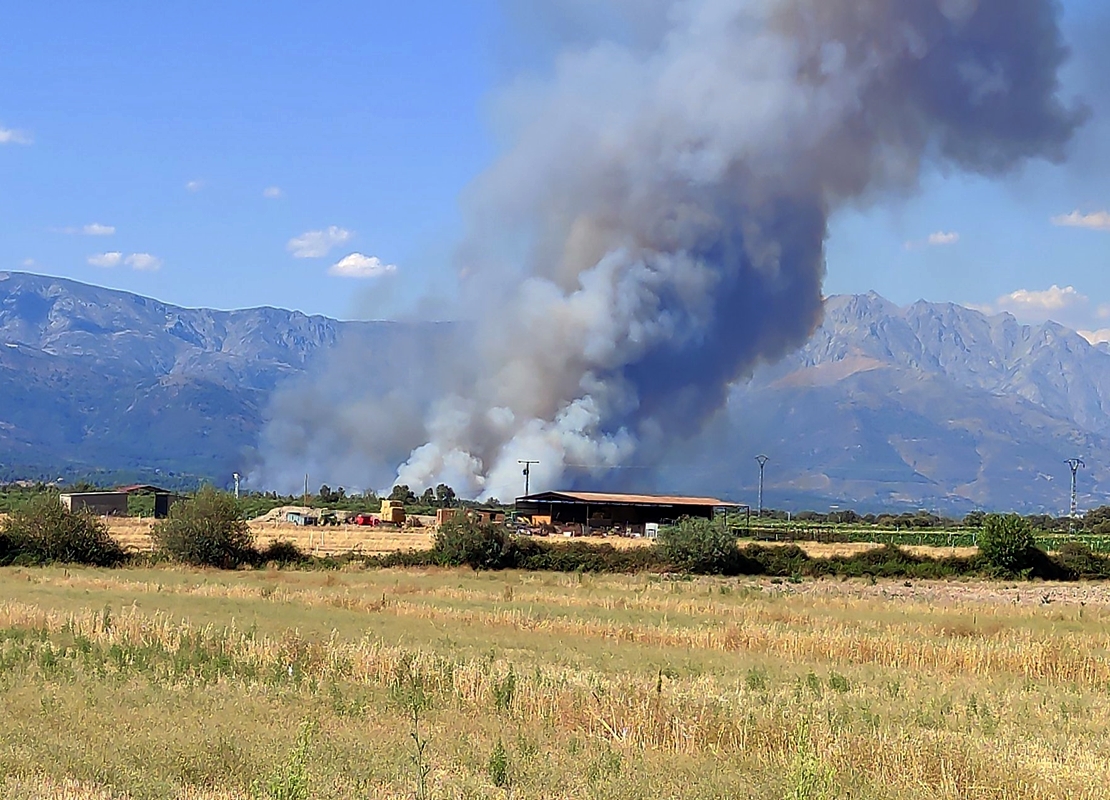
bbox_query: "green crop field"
[0,566,1107,799]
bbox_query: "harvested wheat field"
[108,517,979,561]
[0,567,1108,799]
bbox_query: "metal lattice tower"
[1066,458,1085,523]
[755,455,769,517]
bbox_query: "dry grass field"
[0,566,1108,799]
[106,518,977,561]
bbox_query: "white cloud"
[926,231,960,246]
[56,224,116,236]
[287,226,352,258]
[185,179,205,193]
[997,285,1087,314]
[904,231,960,249]
[328,253,398,279]
[21,258,36,268]
[0,128,32,145]
[1051,210,1110,231]
[88,252,124,268]
[125,253,162,271]
[263,186,284,199]
[1079,329,1110,346]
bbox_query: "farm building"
[514,491,741,536]
[117,484,184,519]
[60,492,128,516]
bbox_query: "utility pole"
[303,473,309,511]
[519,460,539,498]
[1066,458,1085,530]
[755,455,769,518]
[233,472,240,501]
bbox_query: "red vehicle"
[353,513,379,527]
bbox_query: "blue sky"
[1,1,1107,333]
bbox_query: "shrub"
[516,540,666,573]
[0,494,125,566]
[433,520,516,570]
[257,539,308,566]
[657,517,740,574]
[978,513,1038,573]
[1052,541,1110,579]
[741,544,808,577]
[152,487,255,568]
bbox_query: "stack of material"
[379,500,406,525]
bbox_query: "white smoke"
[257,0,1085,500]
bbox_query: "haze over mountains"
[0,271,1106,513]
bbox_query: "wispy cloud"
[0,127,32,145]
[926,231,960,246]
[263,186,284,199]
[287,226,352,258]
[1051,210,1110,231]
[125,253,162,271]
[59,223,116,236]
[978,285,1103,334]
[997,285,1087,314]
[185,179,206,193]
[88,252,124,268]
[328,253,398,279]
[904,231,960,250]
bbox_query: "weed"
[745,667,768,692]
[493,667,516,713]
[254,719,316,800]
[488,739,510,788]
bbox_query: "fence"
[735,525,1110,553]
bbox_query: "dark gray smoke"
[257,0,1085,499]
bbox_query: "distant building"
[117,484,184,519]
[60,492,128,517]
[515,491,741,536]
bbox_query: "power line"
[518,460,539,498]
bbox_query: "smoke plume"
[257,0,1084,499]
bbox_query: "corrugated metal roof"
[519,491,741,507]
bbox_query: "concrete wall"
[60,492,129,516]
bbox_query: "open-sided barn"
[514,491,741,537]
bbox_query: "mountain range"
[0,270,1106,513]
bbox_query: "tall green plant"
[978,513,1037,573]
[152,486,255,568]
[656,517,739,574]
[433,519,516,571]
[0,494,125,566]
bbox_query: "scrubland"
[0,567,1107,799]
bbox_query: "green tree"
[389,485,417,504]
[435,484,457,508]
[433,519,515,570]
[0,494,125,566]
[656,517,739,574]
[978,513,1037,573]
[963,510,986,527]
[152,487,255,568]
